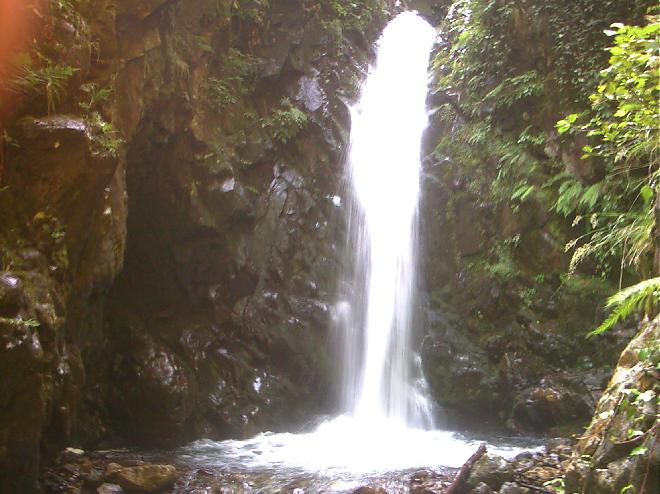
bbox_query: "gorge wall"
[418,0,656,434]
[0,1,395,491]
[0,0,657,493]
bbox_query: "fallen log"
[444,443,487,494]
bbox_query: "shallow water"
[171,416,543,493]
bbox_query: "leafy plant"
[0,316,41,329]
[87,112,123,155]
[8,56,78,114]
[207,78,239,108]
[231,0,271,24]
[314,0,385,51]
[543,478,566,494]
[78,83,112,113]
[484,71,545,111]
[556,15,660,277]
[262,98,308,143]
[589,277,660,336]
[206,49,259,110]
[22,318,41,328]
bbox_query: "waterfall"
[336,11,436,427]
[177,14,542,486]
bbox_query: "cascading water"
[337,10,435,428]
[175,13,541,491]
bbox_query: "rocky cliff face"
[102,0,387,447]
[564,316,658,494]
[417,0,655,433]
[0,1,393,491]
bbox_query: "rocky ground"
[40,439,572,494]
[40,317,659,494]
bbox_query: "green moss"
[431,0,656,307]
[318,0,386,52]
[206,51,258,108]
[261,98,308,144]
[432,0,655,205]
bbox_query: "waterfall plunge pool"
[167,417,544,492]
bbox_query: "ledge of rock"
[105,463,179,492]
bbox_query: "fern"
[484,70,545,110]
[589,277,660,336]
[568,207,654,275]
[261,98,308,143]
[8,59,78,114]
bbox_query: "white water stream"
[177,13,540,491]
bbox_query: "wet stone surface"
[41,437,572,494]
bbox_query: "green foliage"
[0,317,41,329]
[586,19,660,169]
[589,277,660,336]
[465,237,521,283]
[566,207,654,276]
[545,0,653,104]
[22,318,41,328]
[231,0,271,24]
[484,71,545,111]
[543,478,566,494]
[489,237,520,280]
[556,14,659,277]
[432,117,545,207]
[559,17,659,168]
[53,0,88,13]
[432,0,513,107]
[619,386,656,431]
[206,49,259,110]
[87,111,123,155]
[511,184,535,203]
[432,0,655,220]
[78,83,112,113]
[262,98,308,143]
[630,446,647,456]
[6,55,78,114]
[319,0,380,31]
[430,0,559,209]
[637,340,660,368]
[207,78,240,108]
[430,1,658,343]
[317,0,385,51]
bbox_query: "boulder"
[351,487,388,494]
[105,463,178,492]
[564,317,660,494]
[83,468,105,488]
[0,273,23,315]
[466,454,514,490]
[468,482,495,493]
[97,484,124,494]
[499,482,531,494]
[109,327,196,446]
[510,380,591,431]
